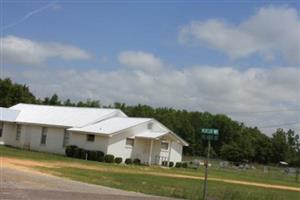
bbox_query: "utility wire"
[226,108,300,115]
[257,121,300,129]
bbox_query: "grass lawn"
[1,146,300,200]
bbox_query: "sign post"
[201,128,219,200]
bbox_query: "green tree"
[0,78,36,107]
[220,143,243,162]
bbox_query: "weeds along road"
[0,167,176,200]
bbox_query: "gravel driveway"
[0,167,176,200]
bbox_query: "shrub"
[96,151,104,162]
[104,154,115,163]
[161,161,168,166]
[87,151,98,161]
[169,161,174,167]
[182,162,188,168]
[133,158,141,165]
[125,158,132,164]
[114,157,122,164]
[74,148,86,159]
[175,162,182,168]
[65,145,77,157]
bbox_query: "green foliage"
[125,158,133,164]
[175,162,182,168]
[73,148,86,159]
[114,157,123,164]
[182,162,188,168]
[104,154,115,163]
[162,161,168,166]
[169,161,174,167]
[0,78,36,107]
[65,145,78,157]
[220,144,243,162]
[87,151,98,161]
[96,151,105,162]
[133,158,141,165]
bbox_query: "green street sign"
[201,128,219,135]
[201,128,219,141]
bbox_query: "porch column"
[148,139,153,165]
[167,141,172,164]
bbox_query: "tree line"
[1,78,299,166]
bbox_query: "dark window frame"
[125,138,134,147]
[40,127,48,145]
[63,129,70,147]
[16,124,22,141]
[161,141,169,151]
[86,134,95,142]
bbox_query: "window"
[63,129,70,147]
[0,122,3,137]
[147,122,153,130]
[126,138,134,147]
[16,124,22,141]
[161,141,169,150]
[86,134,95,142]
[40,127,47,145]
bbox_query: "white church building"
[0,104,188,165]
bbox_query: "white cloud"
[1,35,91,65]
[118,51,164,73]
[6,52,299,135]
[179,6,300,64]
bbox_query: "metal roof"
[0,107,20,122]
[10,103,127,127]
[69,117,152,135]
[3,103,188,146]
[135,130,168,139]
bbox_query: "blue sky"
[3,1,298,68]
[1,0,300,134]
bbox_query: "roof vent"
[147,122,153,130]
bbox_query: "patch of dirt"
[2,157,300,192]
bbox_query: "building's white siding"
[1,120,184,165]
[70,132,109,154]
[25,125,66,154]
[2,122,17,146]
[1,122,66,154]
[106,122,184,164]
[106,123,148,160]
[169,141,183,163]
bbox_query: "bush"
[125,158,132,164]
[115,157,123,164]
[175,162,182,168]
[65,145,78,157]
[182,162,188,168]
[73,148,86,159]
[162,161,168,166]
[169,161,174,167]
[87,151,98,161]
[133,158,141,165]
[104,154,115,163]
[96,151,104,162]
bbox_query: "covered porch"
[130,131,182,165]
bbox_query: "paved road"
[0,167,176,200]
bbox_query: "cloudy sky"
[1,1,299,135]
